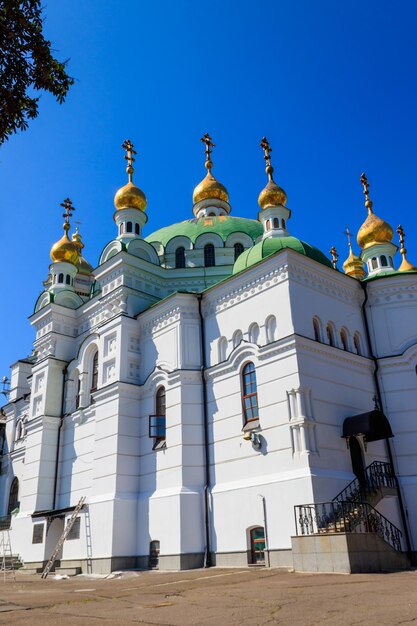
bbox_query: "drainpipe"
[259,494,270,567]
[360,282,413,559]
[53,365,68,511]
[197,294,211,568]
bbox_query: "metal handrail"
[294,500,403,552]
[332,461,395,504]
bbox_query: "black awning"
[31,504,78,519]
[342,410,394,442]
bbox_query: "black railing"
[294,500,403,552]
[333,461,396,504]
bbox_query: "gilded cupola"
[356,173,394,250]
[258,137,287,210]
[192,133,229,205]
[114,139,147,212]
[396,225,417,272]
[342,226,366,279]
[50,198,80,266]
[72,228,93,274]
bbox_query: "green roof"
[145,215,263,247]
[363,269,417,282]
[233,236,333,274]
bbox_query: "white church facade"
[1,135,417,574]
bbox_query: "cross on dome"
[200,133,215,171]
[122,139,137,182]
[60,198,75,226]
[360,172,373,213]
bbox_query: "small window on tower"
[126,221,133,233]
[266,219,271,231]
[66,274,71,285]
[204,244,215,267]
[58,273,64,283]
[273,218,279,229]
[135,223,140,235]
[175,247,186,269]
[234,243,244,261]
[282,218,286,229]
[371,257,378,269]
[381,255,388,267]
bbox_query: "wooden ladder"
[0,529,16,582]
[41,497,86,579]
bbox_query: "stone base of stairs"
[54,567,82,576]
[292,532,410,573]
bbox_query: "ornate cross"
[397,224,405,249]
[60,198,75,224]
[260,136,274,180]
[344,224,352,249]
[200,133,215,168]
[122,139,136,181]
[330,245,339,269]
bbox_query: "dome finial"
[50,198,80,265]
[258,136,287,209]
[200,132,215,173]
[60,197,75,232]
[360,172,373,214]
[260,136,274,182]
[397,225,417,271]
[343,224,366,279]
[122,138,137,183]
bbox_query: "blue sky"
[1,0,417,378]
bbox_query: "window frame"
[204,243,215,267]
[175,246,186,269]
[149,386,166,449]
[241,362,259,425]
[90,351,99,399]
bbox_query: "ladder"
[41,496,85,579]
[0,529,16,582]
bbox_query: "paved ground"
[0,567,416,625]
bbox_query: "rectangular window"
[32,523,44,544]
[67,516,81,540]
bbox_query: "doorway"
[349,436,365,485]
[249,527,265,565]
[149,540,160,569]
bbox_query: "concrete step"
[55,567,82,576]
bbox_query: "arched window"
[135,223,140,235]
[58,273,64,283]
[204,243,215,267]
[371,257,377,270]
[273,217,279,229]
[265,315,277,343]
[66,274,71,285]
[313,318,321,342]
[90,351,99,397]
[218,337,228,362]
[241,362,259,424]
[233,329,243,348]
[175,247,186,269]
[381,255,388,267]
[353,332,362,356]
[126,221,133,233]
[389,256,393,267]
[340,329,348,351]
[120,223,124,235]
[208,212,216,217]
[149,386,166,449]
[282,218,286,229]
[234,242,244,261]
[8,477,19,515]
[248,323,260,344]
[326,323,335,347]
[266,219,271,231]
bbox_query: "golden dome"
[193,171,229,204]
[258,136,287,210]
[114,139,147,212]
[357,212,394,250]
[357,172,394,250]
[193,133,229,205]
[72,229,93,274]
[114,181,147,212]
[50,223,80,265]
[258,179,287,210]
[343,248,366,279]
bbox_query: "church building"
[1,135,417,574]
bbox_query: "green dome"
[233,236,332,274]
[145,215,263,247]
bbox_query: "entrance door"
[149,540,160,569]
[349,436,365,485]
[250,527,265,565]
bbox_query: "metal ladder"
[41,496,85,579]
[0,529,16,582]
